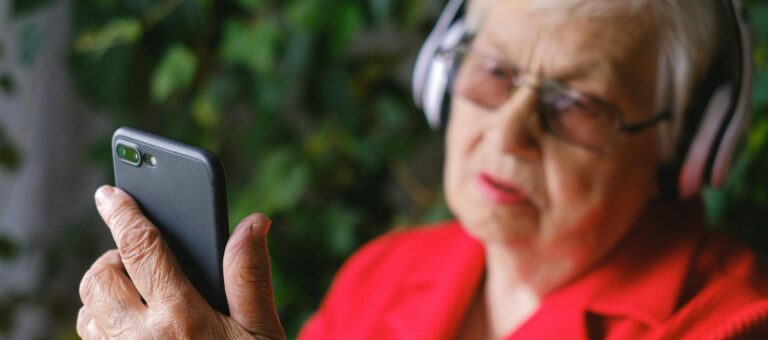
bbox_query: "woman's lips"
[475,172,529,205]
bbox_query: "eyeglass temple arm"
[620,111,672,134]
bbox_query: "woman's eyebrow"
[551,59,619,88]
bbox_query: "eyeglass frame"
[437,43,672,153]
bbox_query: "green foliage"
[74,17,142,54]
[220,18,280,76]
[151,44,198,101]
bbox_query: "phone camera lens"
[116,142,142,166]
[117,144,127,158]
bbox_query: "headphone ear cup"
[422,51,452,129]
[708,0,753,188]
[412,0,466,129]
[678,84,734,198]
[420,20,467,129]
[677,0,752,197]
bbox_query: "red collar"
[507,199,705,338]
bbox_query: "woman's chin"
[456,204,542,247]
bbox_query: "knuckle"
[105,196,141,227]
[79,271,96,304]
[79,263,110,304]
[76,307,88,336]
[117,221,162,265]
[148,302,193,339]
[149,294,218,339]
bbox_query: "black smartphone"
[111,127,229,314]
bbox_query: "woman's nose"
[486,87,543,160]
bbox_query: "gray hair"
[465,0,721,159]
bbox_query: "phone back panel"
[112,127,229,313]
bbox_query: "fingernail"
[249,219,272,237]
[95,186,115,206]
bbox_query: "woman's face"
[445,0,665,261]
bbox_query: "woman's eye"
[486,64,514,80]
[488,66,508,78]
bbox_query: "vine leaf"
[151,44,198,102]
[330,3,364,55]
[220,18,280,76]
[75,18,142,54]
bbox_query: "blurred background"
[0,0,765,338]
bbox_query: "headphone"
[411,0,753,199]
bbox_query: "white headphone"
[411,0,754,198]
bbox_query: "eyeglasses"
[438,44,671,153]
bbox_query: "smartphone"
[111,127,229,314]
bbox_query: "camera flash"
[143,153,157,166]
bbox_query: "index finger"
[94,185,192,305]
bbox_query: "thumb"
[223,213,284,339]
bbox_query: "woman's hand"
[77,186,285,339]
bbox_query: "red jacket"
[300,201,768,339]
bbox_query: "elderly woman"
[77,0,767,339]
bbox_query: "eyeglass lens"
[450,49,620,150]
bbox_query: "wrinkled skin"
[77,186,285,339]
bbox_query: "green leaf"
[192,92,219,128]
[255,150,310,214]
[75,18,142,54]
[231,148,310,221]
[220,18,281,76]
[286,0,323,30]
[70,47,132,109]
[753,58,768,110]
[150,44,198,102]
[376,94,408,130]
[748,117,768,156]
[330,3,365,55]
[323,206,360,257]
[749,4,768,40]
[702,188,725,225]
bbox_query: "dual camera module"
[116,142,157,167]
